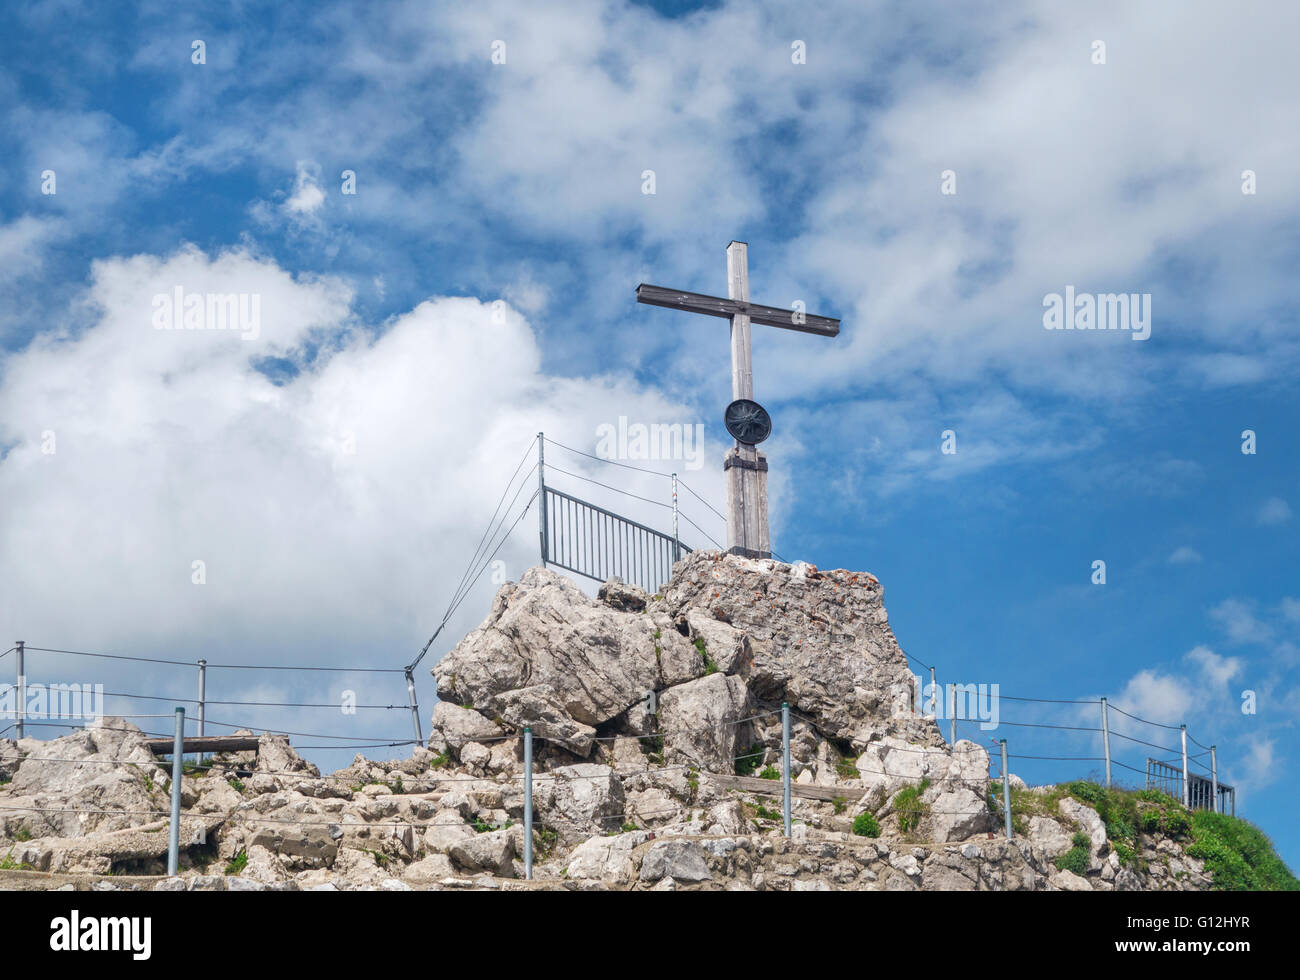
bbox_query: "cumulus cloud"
[0,247,728,750]
[1168,546,1202,565]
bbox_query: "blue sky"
[1,0,1296,867]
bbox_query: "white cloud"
[1168,546,1202,565]
[1112,670,1195,728]
[283,161,327,223]
[1184,645,1241,689]
[0,246,728,688]
[1257,497,1292,526]
[1211,598,1273,645]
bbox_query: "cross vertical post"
[636,242,839,561]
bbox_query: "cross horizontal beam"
[636,283,840,338]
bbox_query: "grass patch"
[1187,811,1299,891]
[852,813,881,838]
[694,637,718,675]
[224,849,248,875]
[832,797,847,815]
[471,817,500,834]
[734,743,764,777]
[13,827,31,842]
[0,850,34,871]
[835,757,860,780]
[429,750,452,770]
[227,776,245,793]
[893,778,930,835]
[758,765,780,781]
[990,778,1297,889]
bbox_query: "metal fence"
[541,485,689,594]
[1147,758,1235,816]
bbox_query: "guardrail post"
[1179,724,1189,808]
[405,668,423,745]
[781,701,791,838]
[1210,745,1218,814]
[196,659,207,766]
[671,473,680,562]
[523,727,533,881]
[1100,697,1111,788]
[1000,739,1012,840]
[14,641,24,740]
[537,433,547,568]
[948,683,956,746]
[168,706,184,876]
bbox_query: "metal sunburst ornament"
[724,398,772,446]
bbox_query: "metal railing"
[541,485,689,594]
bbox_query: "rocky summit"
[0,551,1246,891]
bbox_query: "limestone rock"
[639,840,710,883]
[448,829,515,877]
[658,672,751,772]
[564,830,648,884]
[532,763,625,834]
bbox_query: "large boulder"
[659,552,943,750]
[433,568,702,751]
[563,829,648,884]
[429,702,506,753]
[2,718,169,837]
[658,672,751,772]
[531,763,625,835]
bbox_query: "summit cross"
[636,241,840,559]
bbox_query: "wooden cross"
[636,241,840,558]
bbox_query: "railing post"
[781,701,791,838]
[14,641,24,741]
[1100,697,1111,788]
[405,668,423,745]
[928,666,936,720]
[1180,724,1189,808]
[196,659,207,766]
[537,433,547,568]
[168,706,185,877]
[523,727,533,881]
[948,683,956,746]
[1210,745,1219,814]
[671,473,680,563]
[1000,739,1012,840]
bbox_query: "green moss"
[694,636,718,675]
[1055,845,1090,875]
[893,778,930,835]
[852,813,881,838]
[224,849,248,875]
